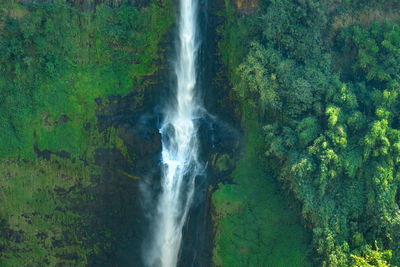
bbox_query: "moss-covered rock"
[0,0,174,265]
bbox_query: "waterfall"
[145,0,201,266]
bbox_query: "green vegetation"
[0,158,96,266]
[0,0,173,265]
[351,241,393,267]
[2,0,400,265]
[214,0,400,266]
[0,0,173,159]
[212,108,312,266]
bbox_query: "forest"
[0,0,400,266]
[212,0,400,266]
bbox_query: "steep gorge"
[2,0,399,266]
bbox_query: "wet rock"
[117,124,162,174]
[214,153,234,172]
[94,148,129,169]
[88,148,146,266]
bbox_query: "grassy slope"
[212,107,313,266]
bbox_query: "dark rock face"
[117,124,162,175]
[177,1,241,266]
[80,15,176,264]
[84,1,240,266]
[89,98,163,266]
[89,148,145,266]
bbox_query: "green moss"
[0,158,97,266]
[0,0,174,160]
[215,154,233,172]
[212,109,313,267]
[0,0,174,264]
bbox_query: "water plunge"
[145,0,202,266]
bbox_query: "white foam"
[145,0,201,266]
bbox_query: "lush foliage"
[351,241,393,267]
[0,0,173,265]
[216,0,400,266]
[0,0,173,159]
[212,109,312,266]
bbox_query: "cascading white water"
[146,0,200,266]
